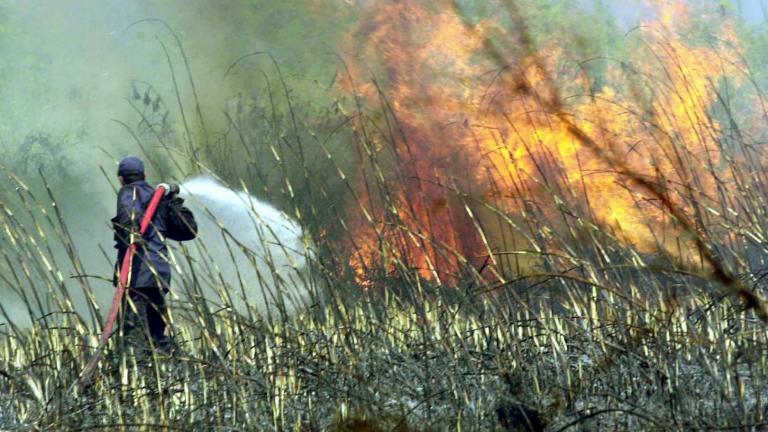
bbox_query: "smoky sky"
[0,0,340,324]
[0,0,341,175]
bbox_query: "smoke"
[0,0,345,213]
[172,176,313,317]
[0,0,263,305]
[0,0,345,326]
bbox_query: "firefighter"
[111,156,174,353]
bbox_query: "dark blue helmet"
[118,156,145,176]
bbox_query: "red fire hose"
[77,184,167,389]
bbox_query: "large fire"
[339,0,746,285]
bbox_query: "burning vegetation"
[339,0,760,292]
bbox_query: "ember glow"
[340,0,749,284]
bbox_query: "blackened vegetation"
[496,403,546,432]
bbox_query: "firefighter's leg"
[145,287,166,340]
[144,286,174,353]
[122,287,152,350]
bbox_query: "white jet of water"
[170,176,313,318]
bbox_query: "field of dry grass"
[1,1,768,430]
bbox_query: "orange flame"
[339,0,745,284]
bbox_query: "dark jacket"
[112,180,171,290]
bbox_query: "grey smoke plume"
[0,0,340,326]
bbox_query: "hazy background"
[0,0,350,322]
[0,0,347,174]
